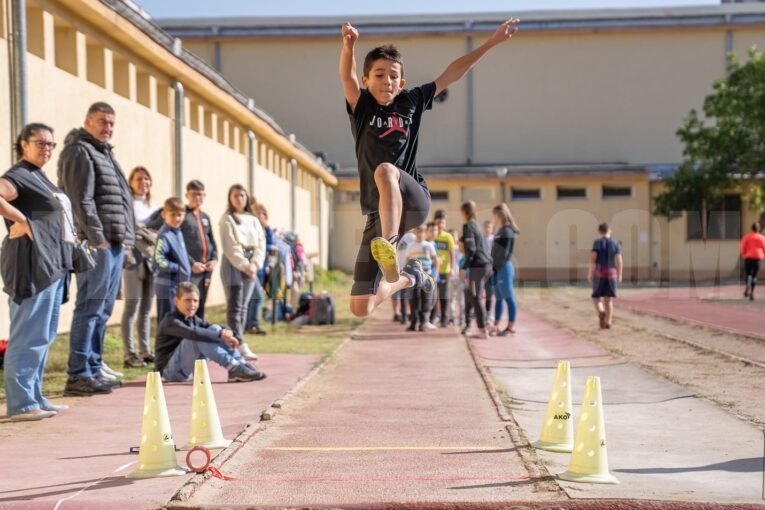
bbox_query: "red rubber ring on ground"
[185,446,211,473]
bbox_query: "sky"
[135,0,721,19]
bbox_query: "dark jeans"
[467,264,492,330]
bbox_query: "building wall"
[176,14,765,286]
[0,0,335,339]
[182,23,762,169]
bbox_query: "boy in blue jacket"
[154,197,191,325]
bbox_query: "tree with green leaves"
[653,47,765,239]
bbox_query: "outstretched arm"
[434,18,520,97]
[339,22,361,111]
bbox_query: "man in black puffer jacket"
[58,102,135,397]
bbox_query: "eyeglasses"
[29,140,57,150]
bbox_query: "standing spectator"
[401,225,439,332]
[450,227,464,327]
[1,123,71,420]
[741,222,765,301]
[121,166,161,368]
[181,180,218,318]
[587,222,623,329]
[431,214,456,328]
[245,199,268,335]
[490,203,519,336]
[483,219,495,330]
[58,102,134,396]
[219,184,264,361]
[154,197,192,326]
[391,230,416,323]
[460,201,493,340]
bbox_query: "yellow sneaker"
[370,237,400,284]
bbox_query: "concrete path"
[0,353,319,510]
[475,309,765,506]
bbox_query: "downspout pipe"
[247,129,256,196]
[289,133,297,232]
[9,0,28,139]
[465,20,474,166]
[173,80,184,197]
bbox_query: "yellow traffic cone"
[182,359,231,450]
[559,376,619,484]
[532,360,573,453]
[127,372,187,478]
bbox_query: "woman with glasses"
[0,123,73,421]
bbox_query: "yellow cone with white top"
[559,375,619,484]
[127,372,187,478]
[182,359,231,450]
[532,360,573,453]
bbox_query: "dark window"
[602,185,632,199]
[556,186,586,199]
[430,190,449,201]
[687,195,741,240]
[511,187,541,200]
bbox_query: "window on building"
[556,186,587,199]
[686,195,741,240]
[430,190,449,202]
[511,187,541,201]
[602,185,632,199]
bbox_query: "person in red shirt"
[741,222,765,301]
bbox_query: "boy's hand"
[341,22,358,45]
[490,18,520,45]
[220,328,239,348]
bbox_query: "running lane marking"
[265,446,505,452]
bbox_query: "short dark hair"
[14,123,53,159]
[186,179,205,192]
[163,196,185,213]
[363,45,403,77]
[598,222,610,234]
[753,222,761,233]
[433,209,447,220]
[87,102,115,117]
[176,281,199,298]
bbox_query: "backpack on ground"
[309,292,335,325]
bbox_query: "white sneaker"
[238,343,259,361]
[98,369,119,382]
[422,322,437,331]
[101,362,124,379]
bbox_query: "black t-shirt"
[347,82,437,215]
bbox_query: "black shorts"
[744,258,761,278]
[592,277,617,299]
[351,170,430,296]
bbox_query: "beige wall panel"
[213,35,470,169]
[731,28,765,59]
[184,40,215,66]
[0,39,9,338]
[474,30,726,165]
[252,165,292,232]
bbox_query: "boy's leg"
[350,169,431,317]
[162,334,243,382]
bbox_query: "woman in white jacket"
[219,184,265,361]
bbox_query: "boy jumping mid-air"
[339,18,520,317]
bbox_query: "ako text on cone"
[127,372,187,478]
[532,360,574,453]
[559,375,618,484]
[182,359,232,450]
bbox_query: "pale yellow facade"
[0,0,335,338]
[165,5,765,281]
